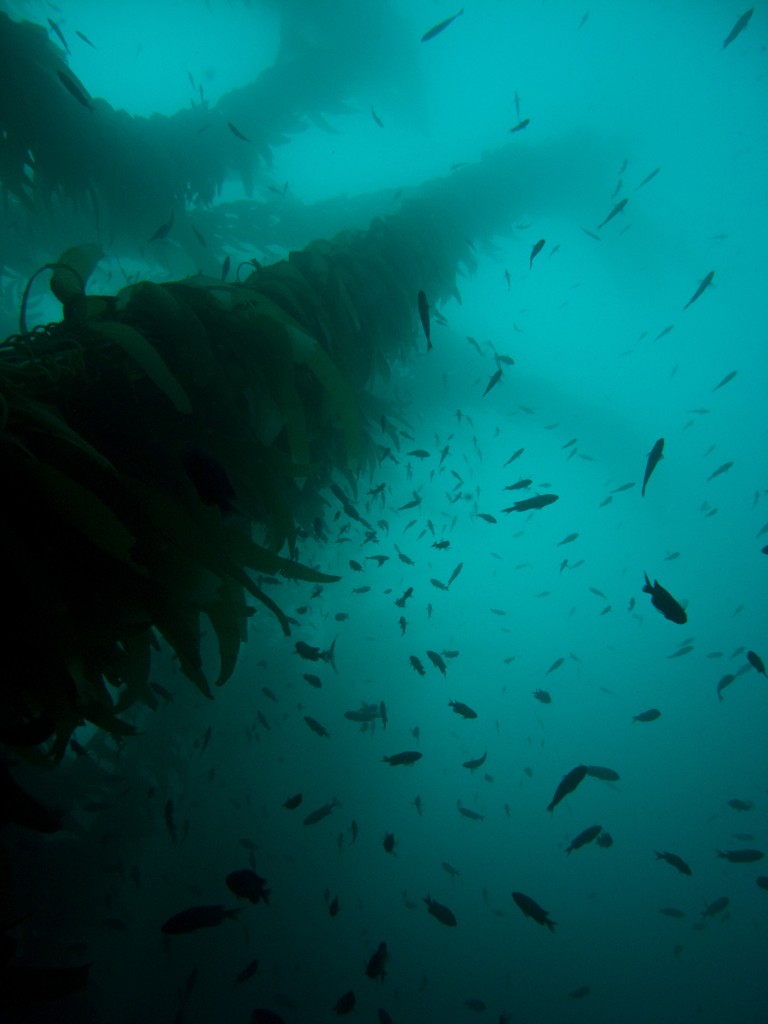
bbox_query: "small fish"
[366,941,388,979]
[75,29,97,49]
[421,7,464,42]
[530,239,545,268]
[505,448,524,465]
[227,121,251,142]
[509,118,530,133]
[718,848,764,863]
[635,167,660,190]
[713,369,738,391]
[557,532,579,546]
[546,657,564,674]
[235,958,259,985]
[483,368,503,396]
[659,907,686,919]
[533,689,551,704]
[727,799,754,811]
[427,651,447,675]
[370,106,384,128]
[295,637,337,671]
[707,461,733,482]
[424,896,457,926]
[409,655,426,676]
[668,645,693,659]
[512,891,556,931]
[683,271,714,309]
[641,438,664,496]
[221,255,231,281]
[417,290,432,350]
[382,751,422,766]
[57,70,95,112]
[598,198,628,229]
[642,573,687,624]
[655,851,692,875]
[226,869,270,905]
[148,210,174,243]
[283,793,302,809]
[303,673,322,688]
[722,8,753,49]
[502,494,559,513]
[747,650,767,676]
[48,17,70,53]
[161,905,239,934]
[383,833,396,855]
[457,803,484,820]
[304,716,330,738]
[303,797,341,826]
[547,765,588,812]
[449,700,477,719]
[505,478,533,491]
[654,324,674,341]
[333,990,356,1015]
[463,750,487,770]
[632,708,661,723]
[701,896,729,917]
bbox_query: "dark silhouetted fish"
[57,70,94,111]
[642,574,687,624]
[717,848,764,863]
[227,121,250,142]
[161,905,239,934]
[683,271,714,309]
[424,895,457,925]
[421,8,464,42]
[512,891,556,931]
[382,750,422,766]
[449,700,477,719]
[598,198,628,229]
[226,869,270,905]
[417,291,431,350]
[547,765,588,812]
[633,708,661,722]
[655,851,692,875]
[530,239,545,268]
[509,118,530,133]
[642,438,664,496]
[303,798,340,825]
[722,8,753,49]
[746,650,766,675]
[713,370,737,391]
[503,494,559,513]
[566,824,602,854]
[586,766,620,782]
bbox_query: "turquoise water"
[1,2,767,1022]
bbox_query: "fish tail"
[642,573,652,593]
[326,635,338,672]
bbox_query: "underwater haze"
[1,1,767,1023]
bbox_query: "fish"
[654,325,674,341]
[409,655,427,677]
[512,891,556,931]
[566,824,602,854]
[344,702,380,723]
[502,494,559,513]
[448,562,464,587]
[504,479,533,491]
[227,121,250,142]
[283,793,302,809]
[161,905,239,934]
[727,799,754,811]
[635,167,661,190]
[421,8,464,42]
[642,438,664,496]
[417,291,431,350]
[707,461,733,482]
[587,766,620,782]
[449,700,477,719]
[457,803,484,820]
[463,750,487,770]
[546,657,564,674]
[659,907,686,919]
[235,958,259,984]
[669,645,693,659]
[547,764,588,812]
[598,198,628,229]
[56,70,95,112]
[226,869,270,904]
[382,751,422,766]
[304,716,330,738]
[505,448,524,465]
[295,637,337,671]
[683,271,714,309]
[303,797,341,825]
[722,8,753,49]
[717,848,764,863]
[596,832,614,848]
[333,990,356,1014]
[632,708,661,722]
[366,941,388,979]
[483,368,503,396]
[747,650,767,676]
[424,896,457,926]
[75,29,97,49]
[557,533,579,546]
[655,851,692,875]
[756,877,768,891]
[713,370,737,391]
[303,673,322,688]
[383,832,396,854]
[716,674,736,701]
[47,17,70,53]
[427,650,447,675]
[395,587,413,607]
[701,896,729,917]
[533,689,551,704]
[530,239,545,268]
[642,574,687,624]
[370,106,384,128]
[509,118,530,133]
[476,513,497,523]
